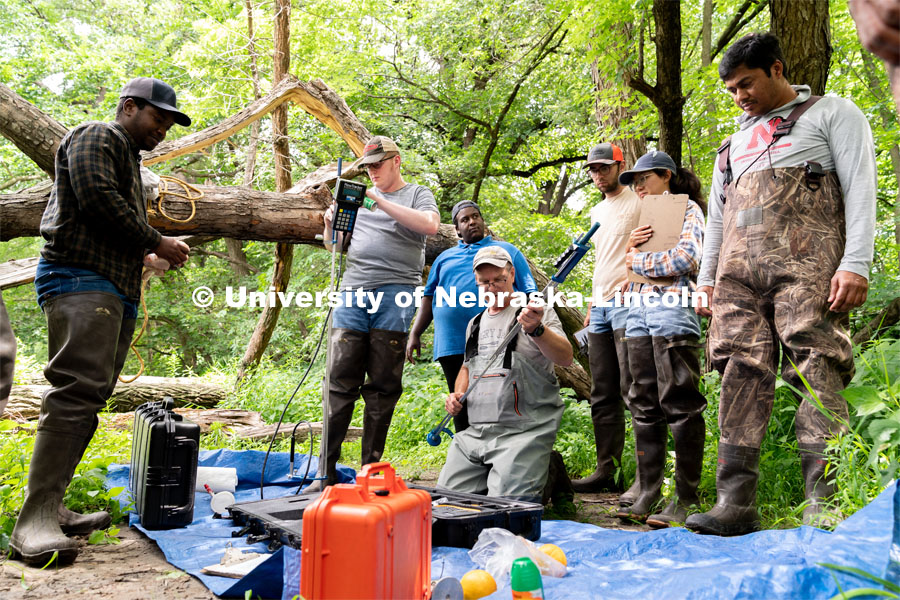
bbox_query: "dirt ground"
[0,473,646,599]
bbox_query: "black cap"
[120,77,191,127]
[451,200,480,224]
[618,150,678,185]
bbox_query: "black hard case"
[130,397,200,530]
[227,484,541,550]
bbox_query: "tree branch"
[711,0,770,60]
[496,154,587,178]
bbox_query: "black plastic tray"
[227,484,541,550]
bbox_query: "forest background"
[1,0,899,548]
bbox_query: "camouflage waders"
[709,167,854,449]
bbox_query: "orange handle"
[357,462,396,495]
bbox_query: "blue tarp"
[109,451,900,599]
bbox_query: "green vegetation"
[1,0,898,583]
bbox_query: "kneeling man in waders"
[437,246,573,502]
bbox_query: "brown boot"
[799,442,836,528]
[572,332,625,493]
[647,416,704,528]
[359,328,407,466]
[616,423,666,522]
[305,328,369,493]
[685,443,761,536]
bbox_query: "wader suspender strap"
[464,308,523,369]
[717,95,823,204]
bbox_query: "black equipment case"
[130,397,200,530]
[227,483,541,551]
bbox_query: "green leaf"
[842,386,887,416]
[819,563,900,593]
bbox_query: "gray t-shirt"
[341,183,439,288]
[463,304,565,377]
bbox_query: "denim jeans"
[588,304,629,334]
[625,303,701,339]
[35,259,138,319]
[332,284,417,333]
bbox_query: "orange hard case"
[300,462,432,599]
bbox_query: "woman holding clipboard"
[613,150,708,528]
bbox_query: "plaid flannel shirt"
[627,199,704,294]
[40,122,161,299]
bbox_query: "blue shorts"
[332,284,417,333]
[588,304,629,334]
[625,303,700,339]
[35,260,138,319]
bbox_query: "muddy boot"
[799,442,836,528]
[541,451,577,519]
[618,472,641,507]
[58,417,112,536]
[572,332,625,493]
[685,443,760,536]
[10,432,83,566]
[305,328,369,493]
[616,423,666,522]
[359,328,407,466]
[647,416,704,528]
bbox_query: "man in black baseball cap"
[10,77,191,566]
[119,77,191,127]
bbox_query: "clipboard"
[626,193,689,286]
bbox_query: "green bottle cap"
[510,557,544,593]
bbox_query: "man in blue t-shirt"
[406,200,537,432]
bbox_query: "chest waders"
[436,312,563,501]
[687,96,854,535]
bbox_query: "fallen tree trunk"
[3,376,226,420]
[852,296,900,345]
[0,182,333,242]
[0,83,67,177]
[102,408,263,432]
[226,421,363,442]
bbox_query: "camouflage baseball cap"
[351,135,401,168]
[473,245,513,270]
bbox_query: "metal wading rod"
[425,222,601,446]
[317,157,344,483]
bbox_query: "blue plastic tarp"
[109,450,900,599]
[283,480,900,600]
[106,448,355,599]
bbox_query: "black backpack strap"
[464,307,522,367]
[772,95,822,141]
[464,310,486,361]
[717,136,733,204]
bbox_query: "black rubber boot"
[305,328,369,493]
[0,292,15,415]
[685,443,761,536]
[10,432,83,566]
[647,416,704,528]
[572,332,625,493]
[359,328,407,466]
[616,422,666,522]
[647,336,706,528]
[541,450,577,520]
[799,442,836,528]
[618,466,641,507]
[58,416,112,536]
[34,292,127,536]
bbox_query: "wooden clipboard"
[626,193,689,286]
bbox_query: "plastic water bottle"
[510,557,544,599]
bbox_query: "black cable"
[258,236,348,499]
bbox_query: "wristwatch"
[526,323,545,338]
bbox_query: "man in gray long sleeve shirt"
[686,33,877,537]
